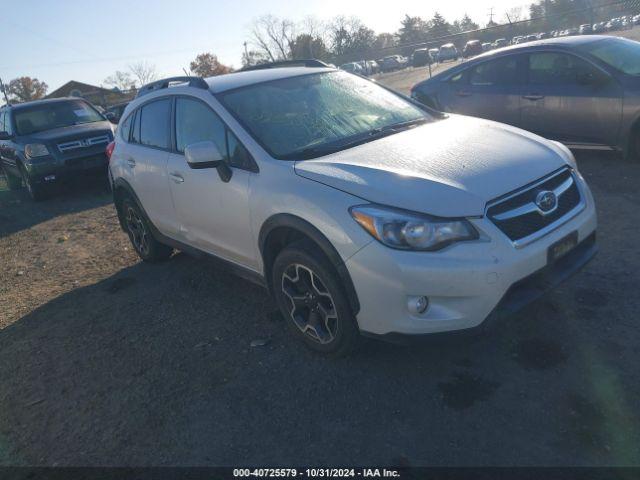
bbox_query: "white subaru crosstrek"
[108,62,597,355]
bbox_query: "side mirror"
[184,140,232,182]
[104,112,117,123]
[0,131,13,141]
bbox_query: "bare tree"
[250,15,296,61]
[128,61,158,86]
[103,70,135,91]
[503,6,524,24]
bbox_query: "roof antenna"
[183,68,191,77]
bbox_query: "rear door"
[439,54,525,127]
[520,51,623,146]
[125,97,179,236]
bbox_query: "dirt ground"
[1,150,639,466]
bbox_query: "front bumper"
[26,153,108,185]
[345,180,598,336]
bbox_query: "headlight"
[350,205,478,251]
[24,144,50,158]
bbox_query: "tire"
[19,166,47,201]
[2,167,22,191]
[121,196,173,262]
[271,241,360,356]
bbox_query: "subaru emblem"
[535,190,557,213]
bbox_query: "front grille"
[58,134,110,152]
[65,154,108,170]
[487,169,583,244]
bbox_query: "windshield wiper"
[284,118,429,160]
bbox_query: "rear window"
[13,100,104,135]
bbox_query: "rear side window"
[470,56,519,86]
[0,111,5,133]
[139,98,171,149]
[528,53,597,85]
[131,110,141,144]
[119,113,133,142]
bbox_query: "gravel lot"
[1,151,639,467]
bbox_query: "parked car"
[481,42,493,52]
[463,40,483,58]
[493,38,508,49]
[606,18,622,30]
[108,67,597,355]
[438,43,459,62]
[428,48,440,62]
[380,55,406,72]
[104,101,129,124]
[364,60,379,75]
[0,98,114,200]
[592,22,607,33]
[340,62,364,74]
[411,48,433,67]
[634,14,640,25]
[579,24,592,34]
[411,36,640,159]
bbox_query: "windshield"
[217,71,430,159]
[14,100,104,135]
[579,38,640,76]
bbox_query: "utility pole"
[243,41,249,64]
[0,77,9,105]
[488,7,495,24]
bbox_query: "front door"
[440,54,525,128]
[166,96,257,268]
[520,51,623,146]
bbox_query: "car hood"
[21,121,114,143]
[294,115,570,217]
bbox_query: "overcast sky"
[1,0,528,91]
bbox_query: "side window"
[131,109,141,144]
[528,52,597,85]
[226,129,255,170]
[139,98,171,149]
[4,112,13,135]
[470,56,519,86]
[0,111,5,133]
[175,97,227,156]
[119,112,133,142]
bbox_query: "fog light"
[407,295,429,315]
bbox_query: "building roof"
[46,80,118,98]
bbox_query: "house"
[46,80,134,108]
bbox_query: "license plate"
[548,231,578,264]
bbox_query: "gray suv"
[411,36,640,159]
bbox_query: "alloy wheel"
[126,206,150,256]
[281,263,338,344]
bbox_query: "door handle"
[169,172,184,184]
[522,94,544,101]
[456,90,472,97]
[126,157,136,168]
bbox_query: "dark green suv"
[0,98,114,200]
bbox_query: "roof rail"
[241,59,331,72]
[135,76,208,98]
